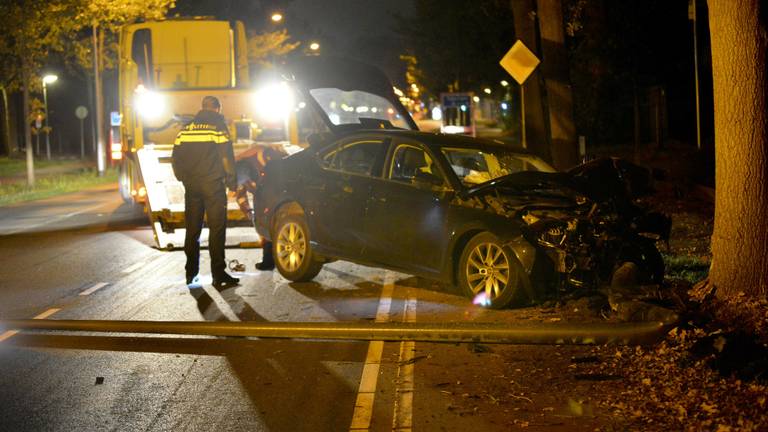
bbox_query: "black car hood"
[466,171,578,197]
[284,56,418,132]
[464,157,653,204]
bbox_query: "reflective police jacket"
[171,110,236,187]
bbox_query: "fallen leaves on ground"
[579,326,768,431]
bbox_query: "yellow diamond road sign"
[500,40,540,85]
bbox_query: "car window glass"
[321,140,384,176]
[441,147,555,186]
[389,145,441,184]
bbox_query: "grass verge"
[663,253,711,284]
[0,168,118,206]
[0,157,88,178]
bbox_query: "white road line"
[34,308,61,319]
[393,298,417,431]
[0,330,18,343]
[123,262,144,274]
[4,201,110,235]
[350,275,394,431]
[80,282,109,296]
[0,308,61,343]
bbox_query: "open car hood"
[284,56,418,133]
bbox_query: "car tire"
[273,213,323,282]
[458,232,523,309]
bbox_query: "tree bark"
[1,87,11,156]
[537,0,579,170]
[707,0,768,298]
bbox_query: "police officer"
[172,96,240,288]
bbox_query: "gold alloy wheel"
[276,222,307,273]
[465,242,510,300]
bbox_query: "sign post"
[75,106,88,159]
[34,115,42,156]
[499,40,540,148]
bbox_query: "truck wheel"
[273,213,323,282]
[458,232,523,309]
[118,164,135,204]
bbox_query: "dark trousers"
[183,179,227,279]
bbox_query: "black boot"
[256,242,275,271]
[212,272,240,289]
[255,261,275,271]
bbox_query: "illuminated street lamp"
[271,12,283,23]
[500,80,509,87]
[483,87,492,95]
[309,42,320,51]
[42,74,58,160]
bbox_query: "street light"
[309,42,320,51]
[42,74,58,160]
[271,12,283,23]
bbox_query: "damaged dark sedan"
[254,57,670,308]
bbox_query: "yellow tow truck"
[116,18,301,249]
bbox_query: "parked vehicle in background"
[440,92,476,136]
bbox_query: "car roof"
[334,129,533,155]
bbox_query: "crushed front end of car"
[461,157,671,298]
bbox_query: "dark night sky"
[169,0,415,82]
[283,0,414,82]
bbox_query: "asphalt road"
[0,184,606,432]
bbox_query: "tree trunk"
[94,24,106,175]
[1,87,11,156]
[537,0,579,170]
[511,0,552,163]
[707,0,768,298]
[22,69,35,186]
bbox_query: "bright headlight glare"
[254,82,294,122]
[134,89,166,121]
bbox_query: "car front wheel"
[458,233,523,309]
[273,213,323,282]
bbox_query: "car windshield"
[309,88,414,130]
[441,147,556,187]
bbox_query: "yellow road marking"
[80,282,109,296]
[393,299,417,431]
[34,308,61,319]
[350,276,394,431]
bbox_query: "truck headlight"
[134,88,166,121]
[254,82,294,122]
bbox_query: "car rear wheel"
[458,232,523,309]
[273,213,323,282]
